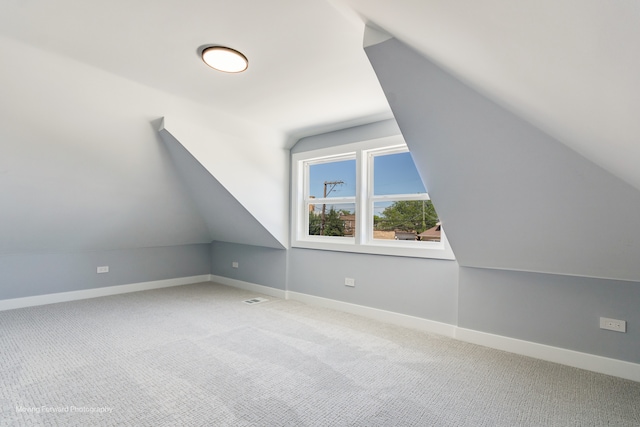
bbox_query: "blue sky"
[373,151,426,195]
[308,152,426,199]
[309,159,356,198]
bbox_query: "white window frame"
[302,152,356,245]
[291,135,455,260]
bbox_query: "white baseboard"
[5,273,638,383]
[209,276,454,337]
[209,275,288,299]
[285,291,457,337]
[0,275,212,312]
[455,328,640,383]
[214,277,639,383]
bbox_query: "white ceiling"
[0,0,391,141]
[1,0,639,188]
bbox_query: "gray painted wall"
[288,113,640,364]
[0,36,215,255]
[289,118,458,324]
[288,248,458,324]
[459,267,640,363]
[208,238,640,363]
[365,37,640,282]
[0,244,211,300]
[210,241,287,291]
[360,37,640,363]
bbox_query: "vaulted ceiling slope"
[339,0,640,192]
[159,117,286,249]
[0,34,284,253]
[0,36,214,253]
[0,0,391,139]
[365,33,640,282]
[0,0,389,254]
[2,0,638,257]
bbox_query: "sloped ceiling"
[0,0,391,139]
[1,0,638,258]
[365,34,640,282]
[0,36,214,253]
[159,121,285,249]
[337,0,640,192]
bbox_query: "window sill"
[291,239,456,260]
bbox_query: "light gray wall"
[206,120,460,324]
[289,248,458,324]
[365,37,640,282]
[210,241,287,290]
[201,122,457,330]
[208,42,640,367]
[0,244,211,300]
[459,267,640,363]
[288,120,458,324]
[287,111,640,365]
[0,36,216,255]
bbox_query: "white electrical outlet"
[232,262,239,268]
[600,317,626,333]
[344,277,355,287]
[97,266,109,274]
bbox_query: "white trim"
[218,277,639,383]
[455,328,640,383]
[209,274,288,299]
[285,291,457,337]
[289,239,456,260]
[292,138,455,260]
[363,23,393,48]
[5,274,637,383]
[0,275,212,312]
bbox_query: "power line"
[320,180,344,235]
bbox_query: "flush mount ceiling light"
[201,46,248,73]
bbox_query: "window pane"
[308,203,356,237]
[308,159,356,198]
[373,152,426,196]
[373,200,440,242]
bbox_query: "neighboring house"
[394,231,417,240]
[418,223,441,242]
[373,230,395,240]
[339,213,356,236]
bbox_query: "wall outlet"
[344,277,355,287]
[600,317,626,333]
[97,266,109,274]
[232,261,239,268]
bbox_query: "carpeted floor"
[1,282,639,426]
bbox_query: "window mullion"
[291,137,455,260]
[355,149,368,245]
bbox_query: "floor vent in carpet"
[243,297,269,305]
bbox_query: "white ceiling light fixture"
[201,46,248,73]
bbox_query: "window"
[306,155,356,239]
[292,135,455,259]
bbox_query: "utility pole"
[320,180,344,235]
